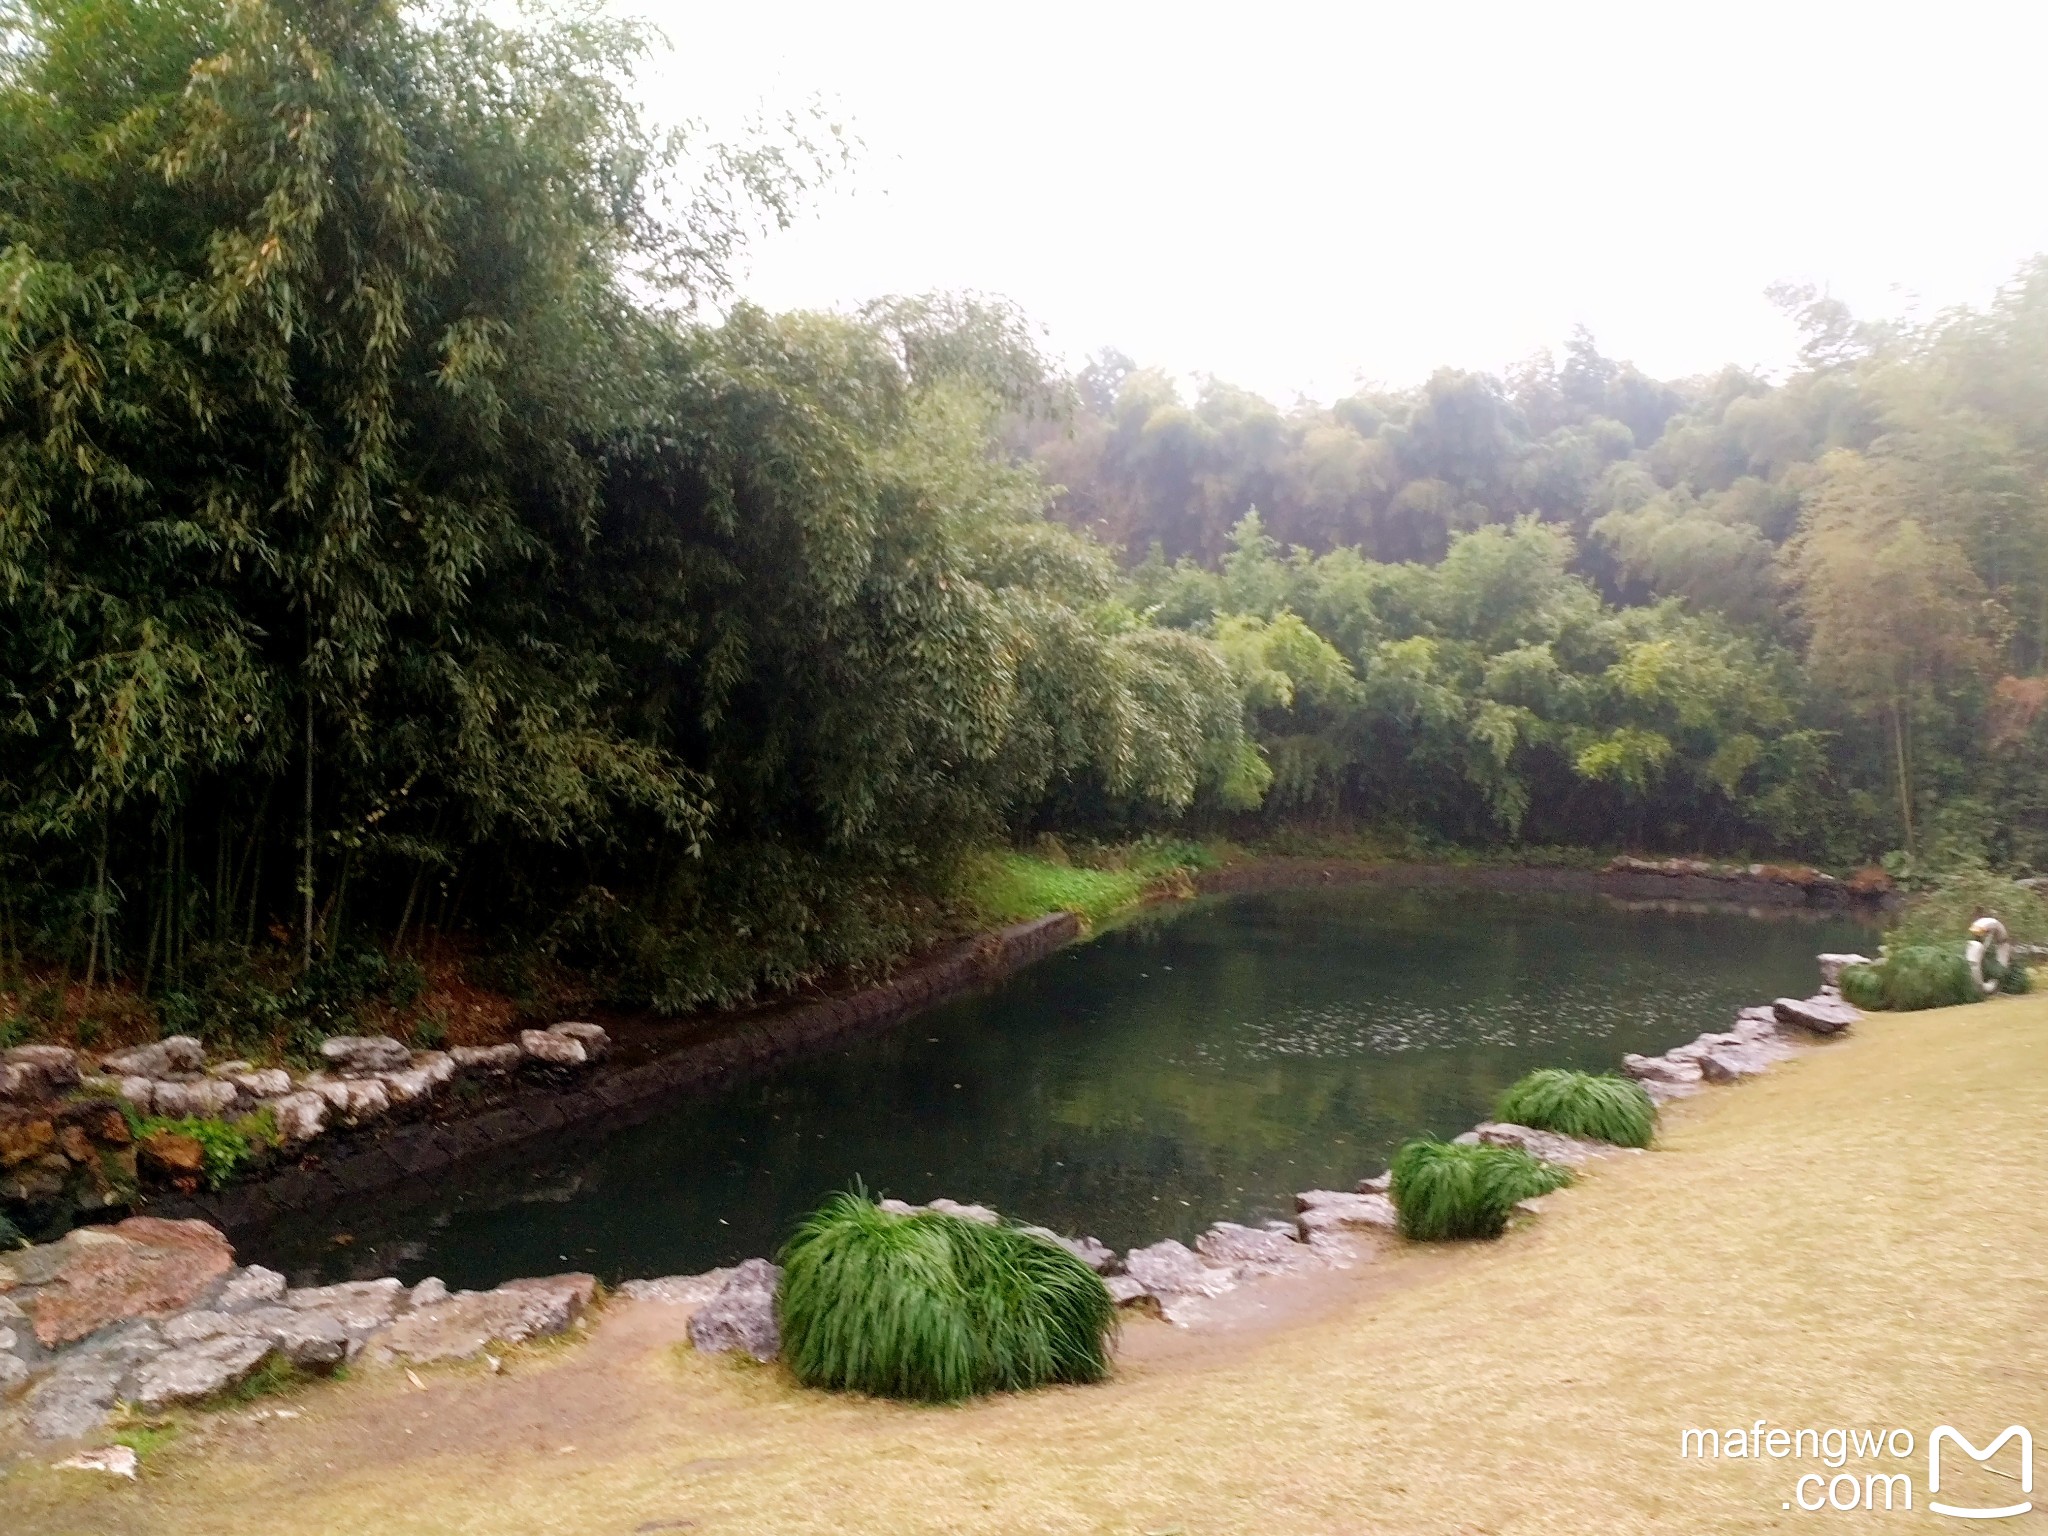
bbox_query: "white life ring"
[1965,917,2012,996]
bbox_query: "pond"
[251,885,1878,1290]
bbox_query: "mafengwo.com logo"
[1678,1419,2033,1516]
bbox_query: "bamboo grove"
[6,0,2048,1025]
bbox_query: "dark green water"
[254,887,1876,1290]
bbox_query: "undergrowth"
[957,839,1213,929]
[777,1191,1116,1402]
[1390,1139,1573,1241]
[1494,1070,1656,1147]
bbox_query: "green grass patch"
[777,1191,1116,1402]
[124,1106,278,1189]
[111,1420,179,1460]
[1494,1069,1656,1148]
[1390,1139,1573,1242]
[957,839,1213,930]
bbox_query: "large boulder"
[270,1090,328,1146]
[1773,994,1860,1036]
[306,1075,391,1125]
[8,1218,235,1349]
[1017,1227,1117,1273]
[687,1258,781,1361]
[373,1273,596,1365]
[548,1023,610,1060]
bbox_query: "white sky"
[641,0,2048,403]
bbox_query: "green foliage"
[111,1419,179,1460]
[777,1192,1115,1402]
[1839,963,1888,1011]
[0,1211,24,1249]
[1389,1138,1573,1242]
[1854,946,1981,1012]
[957,841,1210,929]
[1493,1069,1656,1148]
[1888,868,2048,950]
[132,1108,274,1189]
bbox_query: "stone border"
[145,912,1079,1237]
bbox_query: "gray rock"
[219,1265,288,1311]
[285,1277,406,1337]
[378,1064,442,1107]
[1355,1170,1392,1194]
[1697,1042,1778,1082]
[687,1258,781,1361]
[1018,1228,1117,1273]
[1194,1222,1306,1275]
[1121,1239,1235,1299]
[320,1035,412,1077]
[271,1089,328,1145]
[1293,1189,1400,1241]
[1622,1052,1705,1085]
[114,1075,158,1113]
[101,1036,206,1079]
[518,1029,586,1068]
[306,1075,391,1124]
[243,1306,350,1368]
[618,1270,735,1306]
[450,1043,522,1074]
[548,1022,611,1060]
[1817,953,1875,988]
[26,1357,126,1439]
[0,1353,28,1395]
[229,1068,293,1100]
[410,1277,449,1307]
[1103,1274,1161,1316]
[374,1274,596,1365]
[152,1077,239,1119]
[1471,1121,1616,1165]
[1773,994,1860,1036]
[132,1332,276,1408]
[162,1309,242,1346]
[1,1045,80,1100]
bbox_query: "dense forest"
[3,0,2045,1032]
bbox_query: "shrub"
[1839,963,1888,1010]
[1851,945,1981,1012]
[777,1192,1116,1402]
[1390,1139,1573,1242]
[130,1109,277,1189]
[1494,1069,1656,1148]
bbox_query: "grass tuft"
[1493,1069,1656,1148]
[777,1191,1116,1402]
[1390,1139,1573,1242]
[1839,962,1887,1010]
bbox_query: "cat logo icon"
[1929,1425,2032,1519]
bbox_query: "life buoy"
[1965,917,2012,996]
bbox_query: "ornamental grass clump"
[1842,945,1983,1011]
[776,1192,1115,1403]
[1389,1139,1573,1242]
[1493,1068,1656,1148]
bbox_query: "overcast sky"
[644,0,2048,403]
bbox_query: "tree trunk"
[1890,695,1914,854]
